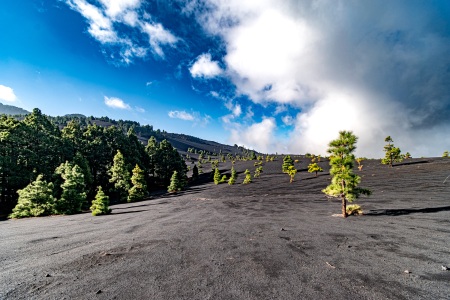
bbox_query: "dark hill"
[0,103,29,115]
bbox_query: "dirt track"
[1,158,450,299]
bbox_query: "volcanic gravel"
[1,157,450,299]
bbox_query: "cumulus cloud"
[189,53,223,78]
[66,0,178,63]
[0,85,17,102]
[186,0,450,157]
[104,96,131,109]
[229,118,277,153]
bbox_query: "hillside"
[0,103,29,115]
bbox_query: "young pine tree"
[307,163,323,177]
[228,167,237,185]
[213,168,221,185]
[9,175,55,218]
[55,162,86,215]
[287,166,297,183]
[243,169,252,184]
[381,136,403,167]
[254,166,263,178]
[442,151,449,158]
[322,131,371,218]
[109,150,131,201]
[128,164,147,202]
[168,171,182,192]
[90,186,111,216]
[282,155,294,173]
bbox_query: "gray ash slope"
[1,157,450,299]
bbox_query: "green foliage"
[282,155,294,173]
[287,166,297,183]
[228,167,237,185]
[213,168,221,185]
[254,166,263,178]
[307,163,323,177]
[9,175,55,218]
[167,171,182,192]
[90,186,111,216]
[128,164,147,202]
[243,169,252,184]
[355,157,365,171]
[404,152,412,159]
[54,162,86,214]
[322,131,371,218]
[442,151,449,158]
[381,136,403,167]
[346,204,362,216]
[211,160,219,169]
[109,150,131,200]
[220,175,227,183]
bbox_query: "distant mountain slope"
[0,103,29,115]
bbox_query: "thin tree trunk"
[341,180,347,218]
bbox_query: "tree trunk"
[341,194,347,218]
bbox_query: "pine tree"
[254,166,263,178]
[322,131,371,218]
[404,152,412,159]
[213,168,221,185]
[287,166,297,183]
[54,162,86,214]
[109,150,131,201]
[9,175,55,218]
[243,169,252,184]
[128,164,147,202]
[90,186,111,216]
[356,157,365,171]
[282,155,294,173]
[228,167,237,185]
[168,171,182,192]
[192,164,199,181]
[442,151,449,158]
[308,163,323,177]
[381,136,403,167]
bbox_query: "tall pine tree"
[109,150,131,201]
[55,162,86,214]
[128,164,147,202]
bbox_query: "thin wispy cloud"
[168,110,195,121]
[104,96,131,110]
[0,85,17,102]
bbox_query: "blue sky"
[1,1,450,157]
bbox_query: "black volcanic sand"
[2,158,450,299]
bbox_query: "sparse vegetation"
[356,157,365,171]
[381,136,402,167]
[214,168,221,185]
[287,166,297,183]
[443,151,449,158]
[228,167,237,185]
[346,204,362,216]
[282,155,294,173]
[243,169,252,184]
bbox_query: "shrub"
[213,168,221,185]
[346,204,362,216]
[243,169,252,184]
[228,167,237,185]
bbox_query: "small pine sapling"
[381,136,403,167]
[90,186,111,216]
[228,167,237,185]
[308,163,323,177]
[282,155,294,173]
[404,152,411,159]
[128,164,147,202]
[254,166,263,178]
[220,175,227,183]
[243,169,252,184]
[356,157,365,171]
[168,171,182,192]
[442,151,449,158]
[213,168,221,184]
[287,166,297,183]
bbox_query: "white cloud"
[135,106,145,113]
[104,96,131,109]
[0,85,17,102]
[188,0,450,157]
[229,118,276,153]
[168,110,195,121]
[65,0,178,63]
[281,115,294,126]
[189,53,223,78]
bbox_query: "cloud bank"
[186,0,450,157]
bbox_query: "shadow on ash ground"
[1,157,450,299]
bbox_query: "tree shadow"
[114,201,169,210]
[393,160,429,167]
[364,205,450,216]
[111,209,149,215]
